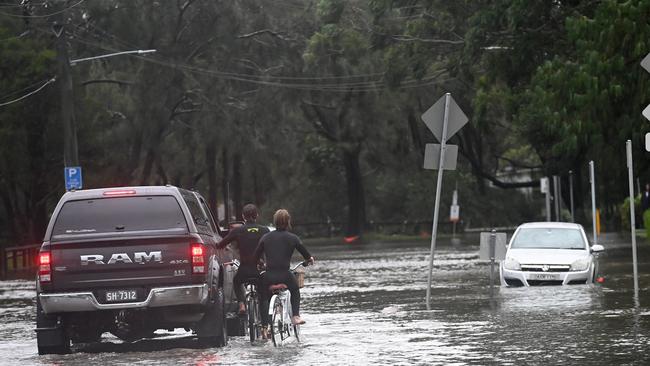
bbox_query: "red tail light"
[103,189,137,197]
[191,243,205,274]
[38,251,52,283]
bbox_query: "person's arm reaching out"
[216,226,239,250]
[295,237,315,265]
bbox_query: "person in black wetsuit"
[254,209,314,328]
[217,204,269,314]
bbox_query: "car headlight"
[570,258,590,271]
[503,257,521,271]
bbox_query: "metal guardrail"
[1,244,40,280]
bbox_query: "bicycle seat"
[269,284,288,292]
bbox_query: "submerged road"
[1,233,650,365]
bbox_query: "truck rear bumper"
[39,284,209,313]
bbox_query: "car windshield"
[510,228,586,250]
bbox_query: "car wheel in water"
[36,296,71,355]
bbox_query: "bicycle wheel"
[270,299,284,347]
[248,295,259,343]
[293,323,300,342]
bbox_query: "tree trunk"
[342,147,365,237]
[233,153,243,220]
[221,147,230,223]
[206,144,218,215]
[252,168,265,207]
[140,147,155,185]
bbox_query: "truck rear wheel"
[197,285,228,347]
[36,297,71,355]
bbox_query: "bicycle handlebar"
[291,259,313,271]
[223,259,241,268]
[226,258,311,271]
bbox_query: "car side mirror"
[590,244,604,253]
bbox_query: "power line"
[0,0,84,18]
[0,76,56,107]
[71,35,448,92]
[76,24,389,82]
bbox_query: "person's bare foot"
[261,327,270,339]
[292,315,305,325]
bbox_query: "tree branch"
[80,79,134,87]
[391,35,464,45]
[237,29,292,41]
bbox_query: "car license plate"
[105,289,138,302]
[530,273,558,280]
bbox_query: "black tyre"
[247,295,260,343]
[270,300,284,347]
[36,297,71,355]
[197,286,228,347]
[293,324,300,343]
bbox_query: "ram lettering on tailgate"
[80,251,162,265]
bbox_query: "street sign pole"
[541,177,551,221]
[553,175,560,221]
[569,171,575,222]
[626,140,639,301]
[589,161,598,245]
[425,93,450,311]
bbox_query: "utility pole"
[54,21,79,167]
[569,171,575,223]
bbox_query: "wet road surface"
[2,233,650,365]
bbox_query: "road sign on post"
[626,141,640,303]
[423,144,458,170]
[64,166,82,191]
[421,93,468,310]
[641,53,650,122]
[540,177,551,221]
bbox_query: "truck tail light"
[103,189,137,197]
[191,243,205,274]
[38,250,52,284]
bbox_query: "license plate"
[530,273,558,280]
[105,289,138,302]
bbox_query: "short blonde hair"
[273,209,291,230]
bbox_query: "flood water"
[1,233,650,365]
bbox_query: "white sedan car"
[500,222,604,286]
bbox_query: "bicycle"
[268,260,310,347]
[224,259,263,343]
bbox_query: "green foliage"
[620,195,641,231]
[644,210,650,241]
[2,0,650,243]
[316,0,344,24]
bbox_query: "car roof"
[60,185,184,201]
[516,222,583,230]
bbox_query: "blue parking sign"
[64,166,83,191]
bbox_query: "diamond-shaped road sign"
[423,143,458,170]
[421,94,468,142]
[642,53,650,151]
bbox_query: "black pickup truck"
[35,186,229,354]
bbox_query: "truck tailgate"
[49,234,196,292]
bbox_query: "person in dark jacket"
[254,209,314,328]
[217,204,269,314]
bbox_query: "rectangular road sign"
[540,177,549,193]
[64,166,83,191]
[646,133,650,152]
[450,204,460,222]
[423,143,458,170]
[421,94,468,143]
[479,232,507,261]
